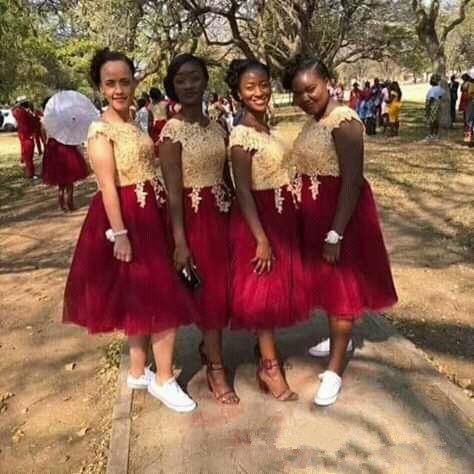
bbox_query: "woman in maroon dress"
[159,54,239,405]
[282,56,397,406]
[41,96,89,211]
[64,48,197,413]
[227,59,308,401]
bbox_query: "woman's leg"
[151,328,176,383]
[327,318,354,376]
[128,335,150,377]
[66,184,74,211]
[314,317,352,406]
[257,330,297,400]
[58,185,66,210]
[202,329,239,403]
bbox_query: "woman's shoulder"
[322,105,362,130]
[229,124,269,152]
[160,117,186,142]
[87,120,113,141]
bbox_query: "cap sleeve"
[229,125,263,153]
[325,106,362,130]
[159,118,184,144]
[87,121,114,142]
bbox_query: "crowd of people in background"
[7,66,474,189]
[347,79,402,137]
[424,69,474,142]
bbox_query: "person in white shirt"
[425,75,445,138]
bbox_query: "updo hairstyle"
[89,48,136,88]
[225,59,270,101]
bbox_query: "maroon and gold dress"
[292,106,398,319]
[63,120,195,335]
[229,125,308,330]
[160,118,232,330]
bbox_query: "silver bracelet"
[105,228,128,243]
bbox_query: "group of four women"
[63,48,397,413]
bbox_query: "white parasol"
[43,90,99,145]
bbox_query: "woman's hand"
[252,239,274,274]
[174,243,193,272]
[114,235,133,263]
[322,241,341,265]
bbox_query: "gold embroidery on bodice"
[160,118,227,188]
[160,118,230,213]
[87,120,157,188]
[293,106,362,178]
[229,125,290,191]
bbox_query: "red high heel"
[198,342,239,405]
[256,358,298,402]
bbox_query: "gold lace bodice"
[87,120,157,187]
[229,125,290,191]
[292,106,362,177]
[160,118,227,188]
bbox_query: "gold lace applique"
[211,184,231,213]
[229,125,290,191]
[87,121,157,187]
[189,187,203,213]
[160,119,227,188]
[292,106,362,178]
[135,182,148,208]
[289,175,303,204]
[274,187,284,214]
[152,177,167,207]
[309,175,321,200]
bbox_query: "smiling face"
[238,68,271,114]
[99,60,136,115]
[173,61,207,106]
[291,67,330,117]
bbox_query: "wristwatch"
[324,230,343,245]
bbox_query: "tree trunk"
[431,50,451,129]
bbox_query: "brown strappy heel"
[257,358,298,402]
[199,342,240,405]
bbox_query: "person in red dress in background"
[348,82,361,110]
[149,87,168,157]
[64,48,197,413]
[41,97,89,211]
[31,102,45,156]
[160,54,239,405]
[12,97,37,180]
[226,59,308,402]
[283,56,397,406]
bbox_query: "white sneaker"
[308,338,353,358]
[127,366,155,390]
[148,377,196,413]
[314,370,342,406]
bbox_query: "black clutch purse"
[179,265,202,291]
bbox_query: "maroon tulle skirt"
[180,186,231,331]
[230,187,309,330]
[299,174,398,319]
[63,182,196,335]
[42,138,89,186]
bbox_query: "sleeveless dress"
[160,118,232,331]
[42,138,89,186]
[63,120,195,335]
[229,125,308,330]
[292,106,398,319]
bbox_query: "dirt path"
[0,139,119,473]
[0,107,472,472]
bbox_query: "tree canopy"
[1,0,472,104]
